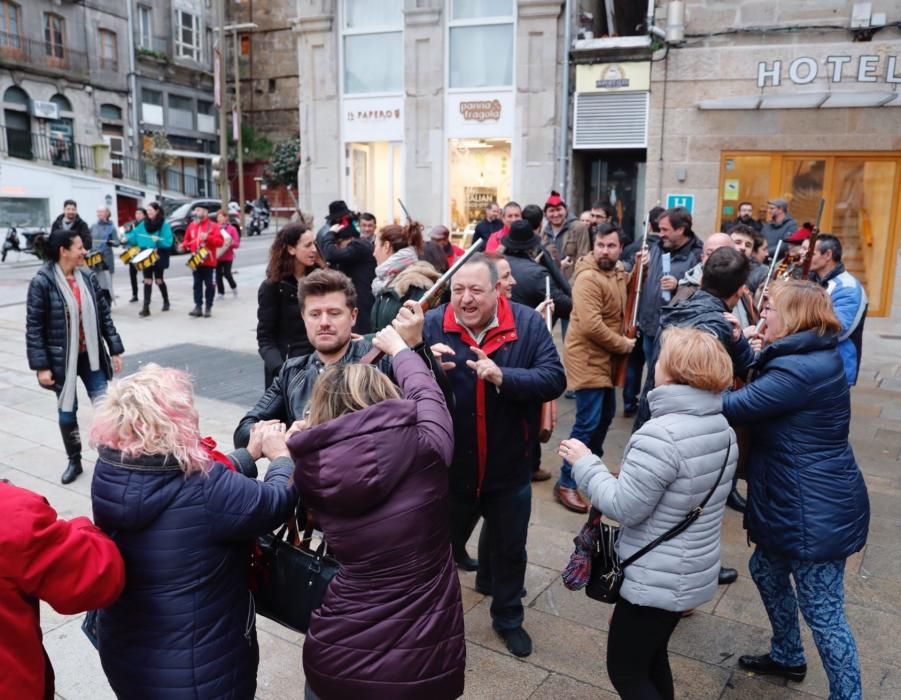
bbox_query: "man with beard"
[233,269,445,447]
[485,201,522,252]
[761,198,798,255]
[722,201,763,233]
[556,223,636,513]
[51,200,92,248]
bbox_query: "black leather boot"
[139,283,152,317]
[60,424,83,484]
[453,545,479,572]
[159,282,170,311]
[739,653,807,682]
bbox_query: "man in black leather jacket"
[234,268,447,448]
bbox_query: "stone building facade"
[572,0,901,318]
[294,0,566,231]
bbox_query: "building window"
[0,1,21,49]
[49,93,73,113]
[341,0,403,94]
[175,10,201,62]
[100,103,122,120]
[137,5,152,49]
[448,0,513,88]
[168,94,194,130]
[99,29,117,71]
[3,84,28,105]
[44,13,65,60]
[141,88,163,125]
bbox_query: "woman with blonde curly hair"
[89,363,296,700]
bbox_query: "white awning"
[160,149,217,160]
[698,90,900,110]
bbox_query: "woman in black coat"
[256,223,321,387]
[320,222,376,334]
[25,229,124,484]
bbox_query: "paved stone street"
[1,255,900,699]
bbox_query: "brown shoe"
[554,484,589,513]
[532,468,552,482]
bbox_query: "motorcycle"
[244,200,270,237]
[1,227,20,262]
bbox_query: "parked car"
[166,198,222,252]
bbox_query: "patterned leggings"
[749,547,862,700]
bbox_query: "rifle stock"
[800,198,826,279]
[612,218,649,387]
[539,275,556,442]
[360,238,486,365]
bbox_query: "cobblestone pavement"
[1,259,899,699]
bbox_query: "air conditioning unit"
[31,100,60,120]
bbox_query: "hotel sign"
[757,55,901,87]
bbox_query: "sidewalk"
[1,261,899,699]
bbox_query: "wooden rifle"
[539,276,557,442]
[800,198,825,279]
[612,217,649,387]
[360,238,486,364]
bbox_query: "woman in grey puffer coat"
[561,326,737,699]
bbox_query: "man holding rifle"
[424,253,566,659]
[556,223,636,513]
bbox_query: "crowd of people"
[6,190,872,700]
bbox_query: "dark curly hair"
[266,222,320,284]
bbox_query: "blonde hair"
[307,363,402,426]
[89,363,210,475]
[769,279,841,338]
[657,326,733,393]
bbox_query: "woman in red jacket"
[0,481,124,699]
[179,203,223,317]
[215,209,240,297]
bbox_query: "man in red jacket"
[180,203,224,317]
[0,481,124,699]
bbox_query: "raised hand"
[465,346,503,386]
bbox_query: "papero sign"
[757,55,901,87]
[459,99,502,123]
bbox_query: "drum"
[133,248,160,271]
[119,246,140,264]
[186,246,210,270]
[85,250,104,268]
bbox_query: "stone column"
[515,0,563,207]
[402,1,444,227]
[293,2,340,225]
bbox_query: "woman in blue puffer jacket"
[90,363,296,700]
[723,279,869,700]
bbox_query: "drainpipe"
[557,0,572,198]
[125,1,140,160]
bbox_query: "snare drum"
[84,250,104,268]
[186,246,210,270]
[119,246,140,265]
[133,248,160,271]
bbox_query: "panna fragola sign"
[757,54,901,87]
[459,99,502,123]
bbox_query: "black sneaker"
[129,296,139,303]
[203,307,212,318]
[738,653,806,682]
[496,626,532,658]
[189,306,202,317]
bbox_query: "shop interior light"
[456,139,494,149]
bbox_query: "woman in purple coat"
[288,319,465,700]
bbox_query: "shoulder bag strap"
[620,443,731,569]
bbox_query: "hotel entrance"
[717,151,901,316]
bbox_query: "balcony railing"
[1,126,214,199]
[0,31,89,77]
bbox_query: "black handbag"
[586,445,731,604]
[252,520,339,634]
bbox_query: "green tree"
[143,131,176,200]
[265,139,301,189]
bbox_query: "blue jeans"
[192,266,215,308]
[750,547,862,700]
[558,387,616,490]
[622,332,646,413]
[55,352,108,428]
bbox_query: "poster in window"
[464,187,497,225]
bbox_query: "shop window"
[448,2,514,89]
[448,138,511,232]
[342,0,403,94]
[718,155,772,227]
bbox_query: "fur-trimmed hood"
[387,260,440,297]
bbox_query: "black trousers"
[216,259,237,293]
[449,483,531,631]
[607,598,682,700]
[129,263,138,297]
